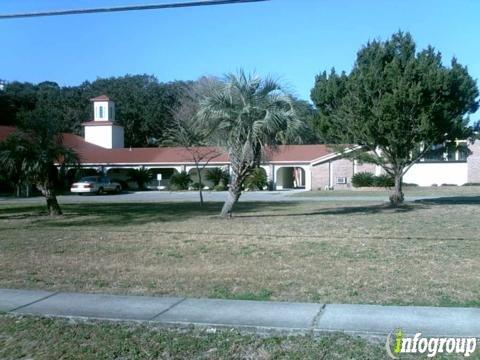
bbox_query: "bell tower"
[92,95,115,121]
[82,95,124,149]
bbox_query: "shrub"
[441,183,457,187]
[244,168,267,190]
[267,180,275,191]
[169,171,191,190]
[127,168,154,190]
[190,182,204,190]
[402,182,418,187]
[463,182,480,186]
[205,168,229,186]
[353,172,396,188]
[352,172,375,187]
[213,184,227,191]
[373,174,394,187]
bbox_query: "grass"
[1,314,471,360]
[292,185,480,198]
[0,197,479,306]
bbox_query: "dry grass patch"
[0,200,479,306]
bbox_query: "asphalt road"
[0,190,438,204]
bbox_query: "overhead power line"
[0,0,268,20]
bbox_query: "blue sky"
[0,0,479,114]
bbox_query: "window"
[422,142,468,162]
[336,177,347,184]
[99,106,104,118]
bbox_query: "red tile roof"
[90,95,111,101]
[0,125,15,140]
[0,126,334,165]
[264,145,333,163]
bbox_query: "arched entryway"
[66,167,101,185]
[147,168,179,189]
[106,167,140,190]
[276,167,306,189]
[106,167,180,190]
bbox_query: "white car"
[71,176,122,195]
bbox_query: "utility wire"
[0,0,268,20]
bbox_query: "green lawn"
[0,196,479,306]
[0,314,467,360]
[291,185,480,198]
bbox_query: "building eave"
[310,145,363,166]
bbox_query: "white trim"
[262,160,313,165]
[78,161,230,166]
[329,161,333,187]
[310,145,363,166]
[73,160,313,167]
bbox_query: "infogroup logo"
[386,329,477,358]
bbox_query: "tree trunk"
[41,185,62,215]
[198,171,204,206]
[389,173,404,205]
[220,177,242,218]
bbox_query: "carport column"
[329,161,334,188]
[260,165,274,190]
[271,165,276,190]
[304,166,312,191]
[185,166,196,173]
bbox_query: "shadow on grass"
[4,194,475,228]
[0,202,296,227]
[415,196,480,205]
[236,203,419,218]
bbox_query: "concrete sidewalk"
[1,288,479,337]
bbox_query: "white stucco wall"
[93,101,115,121]
[84,125,124,149]
[111,126,124,148]
[403,162,468,186]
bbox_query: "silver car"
[71,176,122,195]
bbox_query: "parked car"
[70,176,122,195]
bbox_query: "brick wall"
[311,162,330,190]
[355,162,377,174]
[467,140,480,183]
[332,158,355,189]
[311,158,358,190]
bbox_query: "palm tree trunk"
[40,183,62,215]
[46,190,62,215]
[220,175,242,218]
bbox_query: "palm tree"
[0,126,78,215]
[0,133,32,197]
[205,167,229,187]
[127,168,154,190]
[198,71,305,217]
[164,78,222,205]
